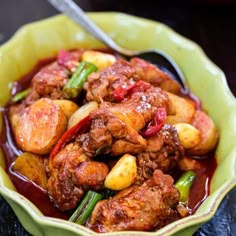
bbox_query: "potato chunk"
[174,123,201,149]
[68,101,98,129]
[105,154,137,190]
[14,152,47,189]
[82,50,116,70]
[15,98,67,155]
[188,110,218,155]
[166,92,196,124]
[53,100,79,119]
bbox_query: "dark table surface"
[1,0,236,235]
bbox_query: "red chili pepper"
[113,80,151,102]
[140,108,167,138]
[50,115,91,159]
[113,83,135,102]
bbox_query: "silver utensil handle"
[48,0,134,56]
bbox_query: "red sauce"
[0,56,217,220]
[188,154,217,213]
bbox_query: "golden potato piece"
[68,101,98,129]
[104,154,137,190]
[174,123,201,149]
[14,152,47,189]
[82,50,116,70]
[53,100,79,119]
[166,92,196,124]
[15,98,67,155]
[188,110,218,155]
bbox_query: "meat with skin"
[85,59,136,102]
[12,50,83,108]
[76,161,109,191]
[135,124,184,185]
[88,169,181,232]
[130,57,181,93]
[77,86,169,156]
[84,57,181,103]
[27,62,69,103]
[47,143,108,211]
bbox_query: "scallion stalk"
[175,170,196,203]
[11,89,30,103]
[69,190,103,224]
[63,61,97,98]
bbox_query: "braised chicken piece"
[85,57,180,103]
[85,59,135,102]
[88,170,181,232]
[47,143,88,210]
[29,62,69,101]
[47,143,109,210]
[135,124,184,185]
[77,85,169,156]
[130,57,181,93]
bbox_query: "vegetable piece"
[50,115,91,159]
[69,190,103,224]
[82,50,116,70]
[188,110,218,156]
[175,171,196,202]
[68,101,98,129]
[104,154,137,190]
[14,152,47,189]
[53,100,79,119]
[63,61,97,98]
[11,89,30,103]
[165,92,195,124]
[173,123,201,149]
[15,98,67,155]
[113,80,151,102]
[140,107,166,137]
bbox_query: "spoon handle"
[48,0,134,56]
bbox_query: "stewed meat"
[85,57,180,103]
[77,85,168,156]
[135,124,184,185]
[88,169,181,232]
[47,143,109,210]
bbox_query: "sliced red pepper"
[113,83,135,102]
[50,115,91,159]
[113,80,151,102]
[140,107,167,138]
[129,80,151,94]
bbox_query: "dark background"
[0,0,236,235]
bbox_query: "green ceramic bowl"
[1,13,236,236]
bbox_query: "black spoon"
[48,0,188,92]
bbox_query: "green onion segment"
[12,89,30,103]
[175,170,196,203]
[63,61,97,98]
[69,190,103,225]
